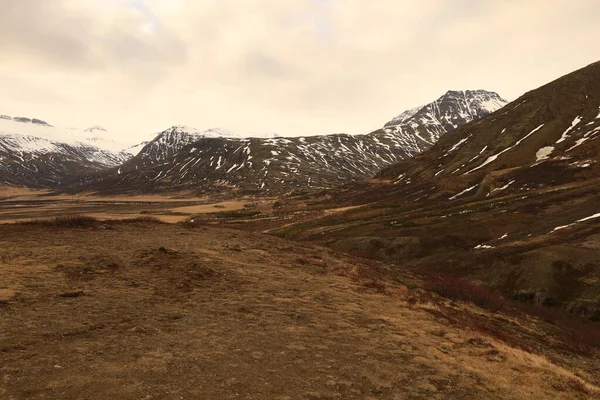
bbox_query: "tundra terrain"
[1,219,599,399]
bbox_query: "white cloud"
[0,0,599,140]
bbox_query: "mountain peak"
[443,89,500,96]
[440,89,506,104]
[385,106,424,126]
[384,89,507,129]
[84,126,108,133]
[161,125,235,138]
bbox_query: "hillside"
[72,90,506,195]
[254,61,600,320]
[1,220,599,399]
[376,63,600,196]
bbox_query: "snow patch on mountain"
[557,116,582,143]
[535,146,554,161]
[449,184,478,200]
[466,124,545,174]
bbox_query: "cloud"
[0,0,98,67]
[0,0,599,139]
[0,0,186,77]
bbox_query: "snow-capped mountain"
[375,68,600,198]
[384,90,506,129]
[0,115,285,188]
[73,90,507,194]
[2,89,507,191]
[0,116,140,156]
[0,116,139,187]
[132,125,236,167]
[379,90,507,154]
[0,134,125,187]
[326,61,600,213]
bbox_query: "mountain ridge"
[71,89,506,194]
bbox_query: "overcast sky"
[1,0,599,140]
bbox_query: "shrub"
[426,275,600,353]
[20,215,99,228]
[213,211,261,219]
[53,215,99,227]
[20,215,164,227]
[517,303,600,353]
[116,216,163,224]
[426,275,506,312]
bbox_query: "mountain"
[376,67,599,199]
[268,61,600,319]
[131,125,236,167]
[73,90,506,194]
[378,90,507,151]
[385,89,506,128]
[0,116,143,187]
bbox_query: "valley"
[4,0,600,397]
[1,60,600,399]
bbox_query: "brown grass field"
[1,217,600,399]
[0,186,274,224]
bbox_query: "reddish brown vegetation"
[424,274,600,354]
[17,215,164,227]
[518,303,600,354]
[425,275,506,312]
[111,216,164,224]
[19,215,99,228]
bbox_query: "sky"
[1,0,599,141]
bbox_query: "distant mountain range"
[1,89,506,191]
[0,118,253,187]
[0,117,136,187]
[68,90,506,194]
